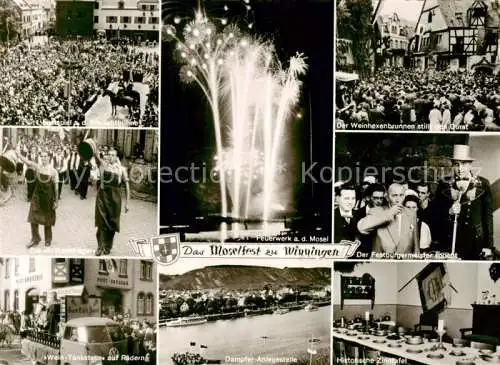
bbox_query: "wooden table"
[333,328,497,365]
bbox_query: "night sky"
[160,0,333,231]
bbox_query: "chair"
[333,340,346,361]
[470,342,495,352]
[453,338,470,347]
[346,345,360,360]
[459,327,473,339]
[364,349,380,360]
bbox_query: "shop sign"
[65,296,102,321]
[96,276,131,289]
[16,274,43,284]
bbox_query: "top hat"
[0,150,18,173]
[452,145,475,162]
[363,176,377,185]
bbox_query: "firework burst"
[164,0,307,237]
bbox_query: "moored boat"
[166,316,208,327]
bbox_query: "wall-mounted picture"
[333,261,500,363]
[416,263,447,313]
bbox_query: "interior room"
[333,261,500,364]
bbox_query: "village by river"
[159,305,330,365]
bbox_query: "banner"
[179,242,359,259]
[130,235,360,263]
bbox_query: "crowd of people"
[0,291,156,362]
[0,310,18,346]
[172,352,208,365]
[334,144,495,260]
[1,131,137,255]
[336,68,500,131]
[0,38,159,127]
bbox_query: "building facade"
[55,0,95,36]
[55,0,159,40]
[93,0,159,40]
[0,257,53,314]
[411,0,499,72]
[10,0,51,39]
[94,128,158,162]
[84,259,156,323]
[0,258,156,323]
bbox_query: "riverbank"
[159,300,330,327]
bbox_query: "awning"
[336,71,359,82]
[50,285,85,298]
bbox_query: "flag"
[106,259,116,273]
[308,338,320,343]
[128,238,153,258]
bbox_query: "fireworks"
[164,1,307,236]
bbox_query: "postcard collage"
[1,0,500,364]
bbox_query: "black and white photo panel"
[0,26,158,128]
[0,256,157,364]
[334,132,500,261]
[336,0,500,131]
[0,127,158,257]
[160,0,333,243]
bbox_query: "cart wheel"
[0,185,12,206]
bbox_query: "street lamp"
[60,45,82,125]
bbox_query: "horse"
[103,88,140,119]
[0,166,15,207]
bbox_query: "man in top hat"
[358,183,419,255]
[434,145,494,260]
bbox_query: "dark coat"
[334,208,362,244]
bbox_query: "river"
[159,305,330,365]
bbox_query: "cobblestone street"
[0,181,157,257]
[0,341,28,365]
[85,82,151,128]
[0,348,29,365]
